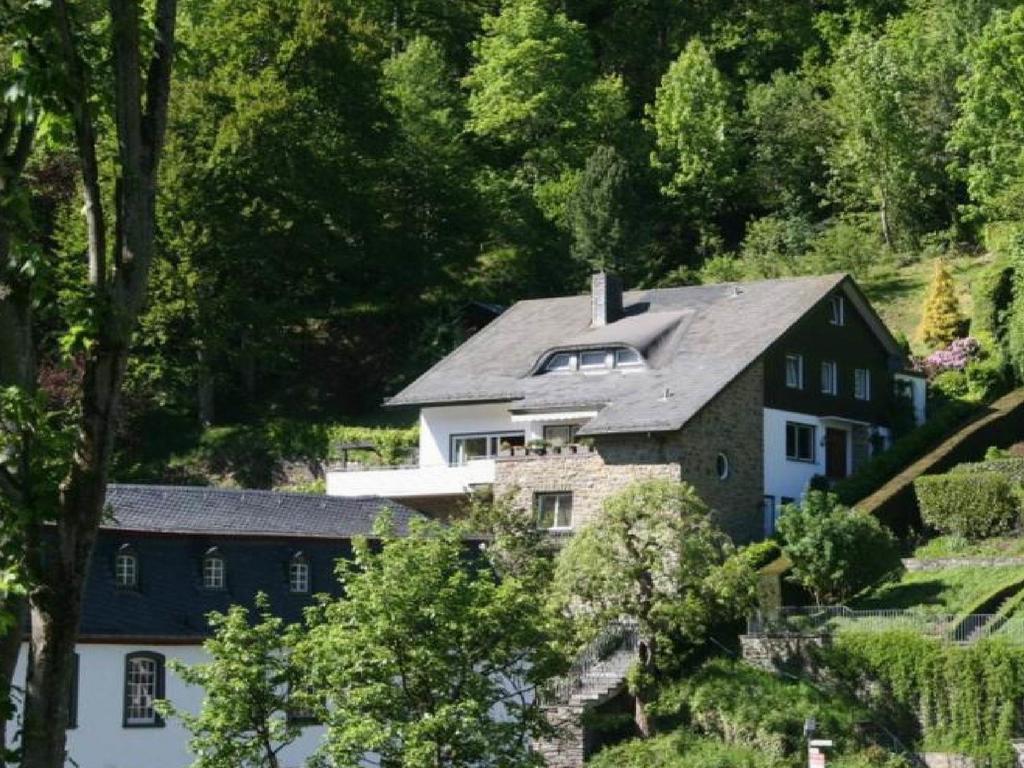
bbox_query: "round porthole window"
[716,452,730,480]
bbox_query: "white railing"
[747,606,1024,645]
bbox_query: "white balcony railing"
[326,459,496,499]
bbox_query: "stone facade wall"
[493,361,765,542]
[740,633,830,676]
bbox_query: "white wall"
[419,403,517,466]
[8,643,325,768]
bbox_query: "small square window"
[545,353,576,372]
[786,422,816,462]
[821,361,838,396]
[854,368,871,401]
[614,348,642,368]
[829,295,845,326]
[535,492,572,530]
[785,354,804,389]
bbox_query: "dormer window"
[541,347,644,373]
[115,545,139,590]
[203,548,226,590]
[545,353,576,372]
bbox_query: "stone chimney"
[591,272,623,327]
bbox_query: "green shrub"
[914,473,1019,539]
[821,631,1024,764]
[778,492,902,604]
[930,369,970,400]
[652,659,867,759]
[740,539,782,571]
[971,254,1016,341]
[588,731,778,768]
[952,457,1024,486]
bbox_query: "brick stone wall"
[532,706,586,768]
[740,633,830,676]
[493,361,765,542]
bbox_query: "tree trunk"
[879,193,893,249]
[633,636,656,739]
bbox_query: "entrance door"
[825,427,848,479]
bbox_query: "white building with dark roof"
[328,273,926,538]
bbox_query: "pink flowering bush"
[924,337,981,374]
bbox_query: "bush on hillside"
[587,731,777,768]
[971,254,1016,342]
[917,260,964,349]
[953,458,1024,487]
[914,473,1019,539]
[778,492,902,604]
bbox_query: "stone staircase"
[563,643,636,708]
[540,620,639,708]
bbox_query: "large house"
[328,273,926,540]
[7,485,418,768]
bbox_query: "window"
[451,432,525,463]
[785,354,804,389]
[785,422,816,462]
[579,350,609,370]
[829,295,845,326]
[289,553,310,594]
[535,492,573,530]
[115,545,138,590]
[545,352,576,372]
[123,652,165,727]
[614,348,642,368]
[203,548,226,590]
[821,361,838,396]
[543,424,579,447]
[715,452,730,480]
[854,368,871,401]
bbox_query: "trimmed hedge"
[953,457,1024,486]
[914,473,1019,539]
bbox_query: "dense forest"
[16,0,1024,436]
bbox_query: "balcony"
[326,458,497,500]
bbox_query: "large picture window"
[542,424,579,446]
[786,422,816,462]
[450,432,525,464]
[123,652,165,727]
[535,492,573,530]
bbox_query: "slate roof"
[388,274,904,436]
[102,484,419,538]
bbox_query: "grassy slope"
[853,565,1024,614]
[914,535,1024,560]
[861,253,992,355]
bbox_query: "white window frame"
[115,549,138,589]
[535,492,573,530]
[613,348,643,368]
[786,422,816,463]
[785,354,804,389]
[542,424,580,446]
[544,352,577,372]
[821,361,838,396]
[124,653,163,727]
[854,368,871,401]
[829,295,845,326]
[203,552,225,590]
[579,350,610,370]
[289,555,310,594]
[450,431,525,464]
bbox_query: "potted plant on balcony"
[526,439,547,456]
[497,440,513,458]
[512,444,527,457]
[576,437,595,455]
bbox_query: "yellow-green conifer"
[917,260,963,348]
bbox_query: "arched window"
[115,545,138,589]
[123,652,165,727]
[202,548,226,590]
[289,553,310,594]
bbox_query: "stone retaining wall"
[902,557,1024,572]
[532,705,585,768]
[740,633,830,675]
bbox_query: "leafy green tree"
[567,145,637,273]
[917,259,964,349]
[552,480,756,738]
[646,39,736,220]
[160,596,306,768]
[297,517,562,768]
[952,6,1024,224]
[738,214,814,279]
[777,491,902,605]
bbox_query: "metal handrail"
[540,620,640,705]
[747,606,1024,645]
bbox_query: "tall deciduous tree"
[552,480,755,738]
[0,1,179,765]
[297,518,563,768]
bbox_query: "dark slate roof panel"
[102,484,419,538]
[388,274,872,434]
